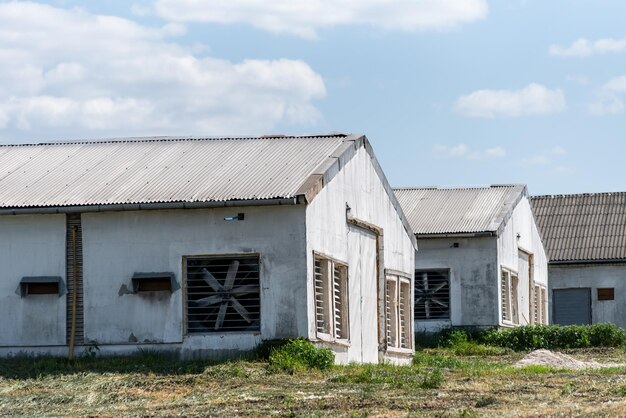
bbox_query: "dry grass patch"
[1,348,626,416]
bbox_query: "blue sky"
[0,1,625,195]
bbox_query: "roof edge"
[0,133,351,148]
[415,231,496,239]
[532,190,626,199]
[363,137,418,250]
[296,134,418,250]
[0,197,301,216]
[494,184,528,237]
[394,184,524,192]
[550,258,626,266]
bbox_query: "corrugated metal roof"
[531,192,626,262]
[394,185,526,236]
[0,134,354,209]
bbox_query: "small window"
[501,269,519,324]
[415,270,450,320]
[19,276,64,297]
[132,272,175,292]
[185,255,260,333]
[598,288,615,301]
[386,275,412,350]
[314,254,349,341]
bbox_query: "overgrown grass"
[267,338,335,374]
[441,330,510,356]
[482,323,626,350]
[330,363,444,389]
[3,347,626,416]
[417,323,626,352]
[0,350,215,379]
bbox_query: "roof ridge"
[394,184,522,191]
[532,191,626,199]
[0,133,352,148]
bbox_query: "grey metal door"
[553,288,591,325]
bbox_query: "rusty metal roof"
[531,192,626,262]
[394,185,527,236]
[0,134,356,209]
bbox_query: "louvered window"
[530,284,548,325]
[501,269,519,324]
[185,255,260,333]
[314,254,349,341]
[540,287,547,324]
[415,270,450,320]
[532,285,539,324]
[386,275,412,350]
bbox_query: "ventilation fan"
[186,256,260,333]
[415,271,450,320]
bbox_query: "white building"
[532,192,626,327]
[0,134,416,364]
[394,185,548,332]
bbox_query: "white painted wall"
[414,195,549,331]
[414,237,498,332]
[306,146,415,364]
[497,196,549,325]
[0,214,66,346]
[549,263,626,328]
[79,205,307,356]
[0,144,416,364]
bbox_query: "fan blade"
[230,297,252,323]
[432,299,449,308]
[415,297,424,304]
[214,302,228,330]
[195,295,224,307]
[202,268,224,292]
[224,260,240,290]
[230,284,259,296]
[432,282,447,292]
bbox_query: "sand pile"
[515,349,618,370]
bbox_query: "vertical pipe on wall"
[68,225,78,360]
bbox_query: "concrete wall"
[549,263,626,328]
[80,205,308,356]
[0,214,66,346]
[497,195,549,325]
[414,195,549,331]
[414,237,498,332]
[0,205,308,358]
[306,145,415,364]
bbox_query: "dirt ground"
[2,348,626,417]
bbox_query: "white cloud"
[589,75,626,116]
[565,74,590,85]
[152,0,488,39]
[521,147,566,166]
[550,38,626,58]
[0,2,326,139]
[433,143,506,160]
[454,83,566,118]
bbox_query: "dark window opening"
[185,255,260,333]
[415,270,450,320]
[19,276,64,297]
[598,288,615,301]
[132,272,175,292]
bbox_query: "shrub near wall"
[482,324,626,351]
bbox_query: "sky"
[0,0,625,195]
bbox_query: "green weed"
[267,339,334,374]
